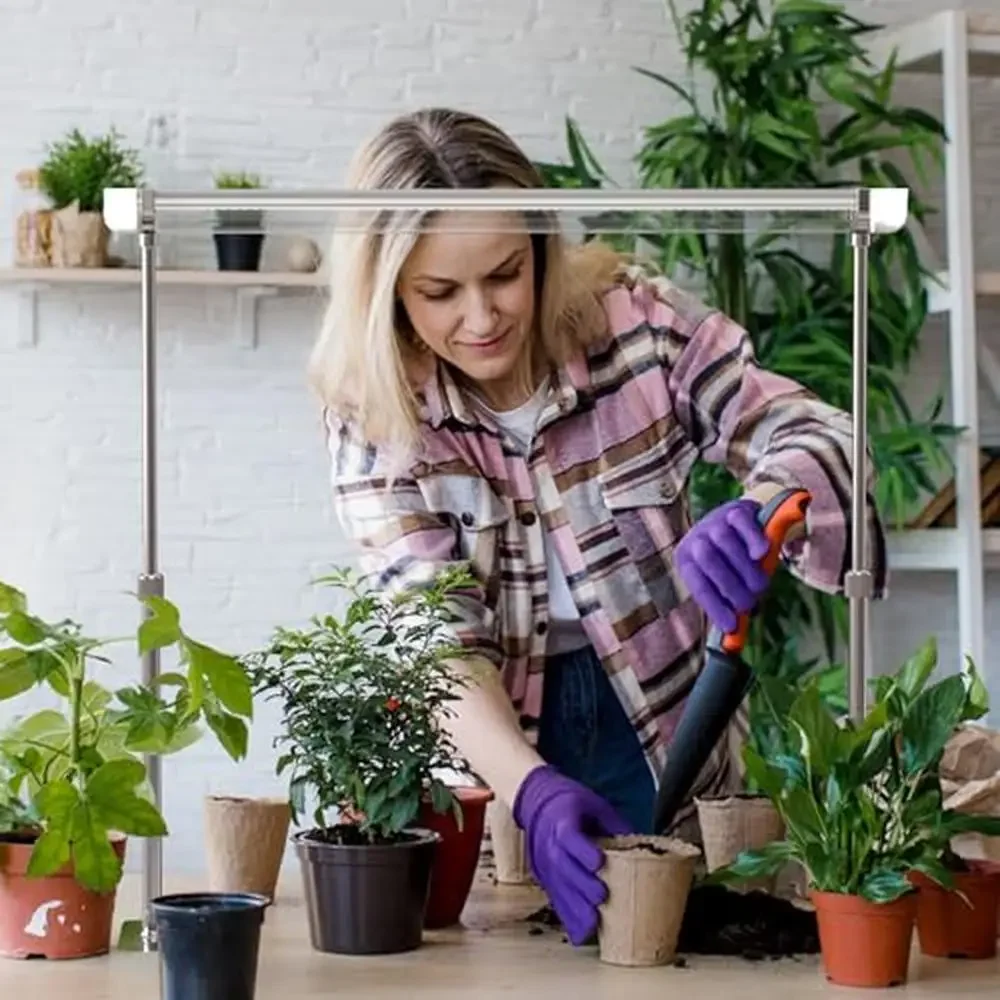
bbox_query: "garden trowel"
[652,486,811,835]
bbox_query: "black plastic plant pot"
[151,892,270,1000]
[213,232,265,271]
[293,826,440,955]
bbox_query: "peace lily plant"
[713,637,1000,986]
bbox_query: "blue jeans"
[537,644,656,834]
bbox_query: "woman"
[309,107,886,945]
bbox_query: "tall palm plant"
[535,0,958,722]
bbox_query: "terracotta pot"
[416,785,494,928]
[810,889,917,988]
[0,832,126,960]
[695,793,785,893]
[203,795,291,901]
[597,835,700,967]
[910,862,1000,959]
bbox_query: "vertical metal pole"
[846,190,873,721]
[138,187,163,952]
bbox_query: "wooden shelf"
[889,528,1000,571]
[926,269,1000,314]
[868,11,1000,77]
[0,266,327,348]
[0,266,326,288]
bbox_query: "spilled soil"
[524,883,820,960]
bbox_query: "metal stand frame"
[103,183,908,950]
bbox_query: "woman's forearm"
[442,655,545,807]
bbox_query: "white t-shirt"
[473,379,589,655]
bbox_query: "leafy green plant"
[0,578,253,893]
[37,127,143,213]
[245,566,477,846]
[213,170,265,230]
[715,638,1000,901]
[213,170,264,189]
[535,0,959,724]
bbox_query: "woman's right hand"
[513,764,633,945]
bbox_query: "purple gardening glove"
[675,497,770,634]
[513,764,633,946]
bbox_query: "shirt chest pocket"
[598,438,696,563]
[419,473,511,572]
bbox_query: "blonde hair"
[307,107,625,458]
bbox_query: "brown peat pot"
[293,826,439,955]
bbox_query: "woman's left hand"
[675,498,770,634]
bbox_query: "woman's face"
[396,210,537,408]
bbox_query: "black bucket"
[151,892,270,1000]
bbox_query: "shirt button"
[461,512,474,527]
[660,483,672,497]
[520,511,537,526]
[535,621,547,635]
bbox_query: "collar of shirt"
[416,351,593,433]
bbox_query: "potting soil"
[524,883,820,960]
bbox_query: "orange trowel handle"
[718,487,812,656]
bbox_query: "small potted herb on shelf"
[246,565,486,955]
[0,578,253,960]
[37,127,143,268]
[714,637,1000,987]
[212,170,266,271]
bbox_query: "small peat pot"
[695,794,785,894]
[0,832,126,960]
[911,862,1000,960]
[597,835,700,967]
[810,889,917,988]
[203,795,291,901]
[416,785,494,929]
[152,892,270,1000]
[294,826,440,955]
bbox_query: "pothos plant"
[715,637,1000,901]
[0,578,253,893]
[535,0,959,747]
[245,565,477,846]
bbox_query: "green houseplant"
[37,127,143,267]
[713,638,1000,986]
[0,578,252,960]
[535,0,958,756]
[246,565,482,955]
[212,170,266,271]
[871,638,1000,960]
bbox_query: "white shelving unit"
[869,10,1000,668]
[0,266,326,348]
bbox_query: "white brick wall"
[0,0,998,879]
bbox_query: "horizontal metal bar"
[103,186,909,235]
[147,187,864,214]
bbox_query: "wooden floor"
[5,868,1000,998]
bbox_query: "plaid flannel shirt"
[325,271,887,809]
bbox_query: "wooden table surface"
[4,868,1000,998]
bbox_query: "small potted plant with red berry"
[245,565,485,955]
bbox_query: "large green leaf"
[185,640,253,719]
[85,758,167,837]
[0,650,35,701]
[900,675,969,775]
